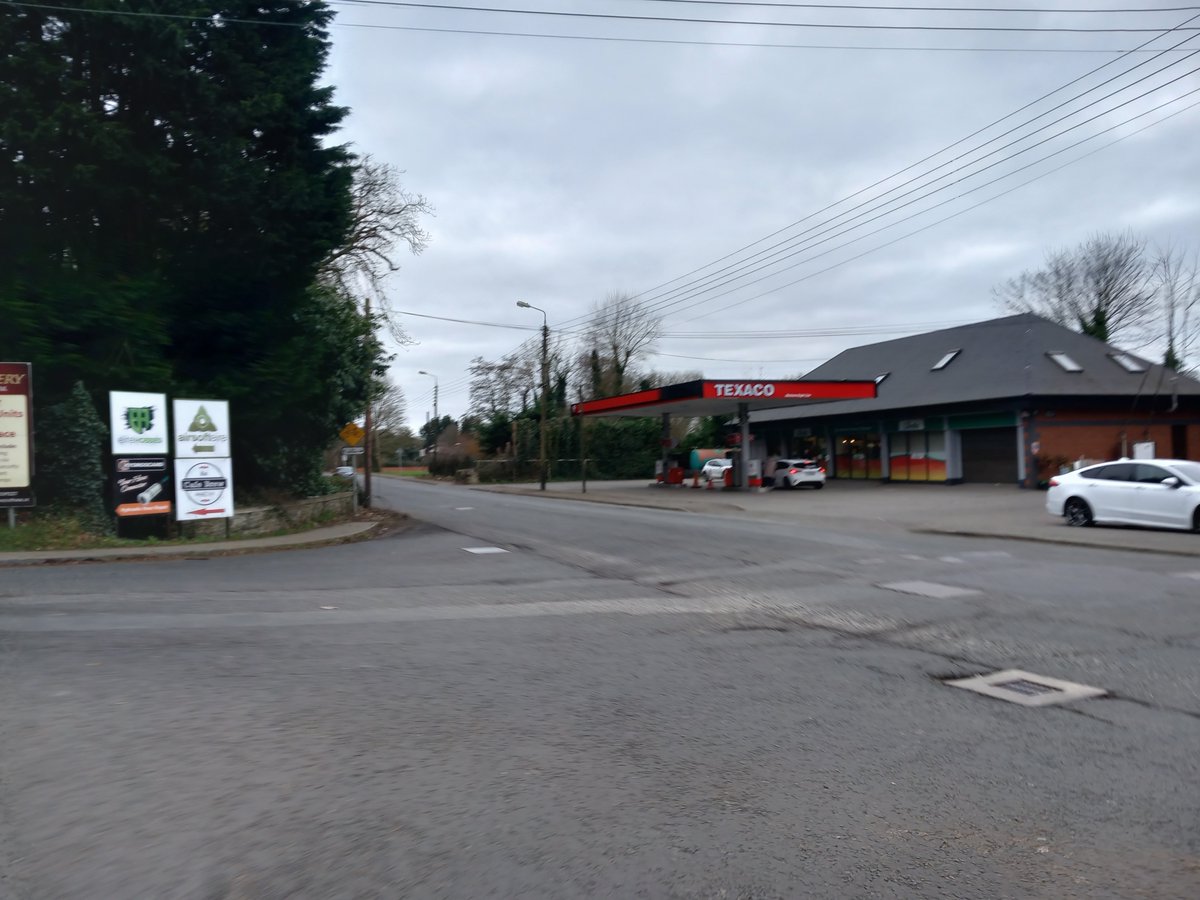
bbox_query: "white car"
[333,466,356,477]
[1046,458,1200,532]
[773,458,826,489]
[701,458,732,482]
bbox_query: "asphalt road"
[1,477,1198,899]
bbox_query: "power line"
[393,309,539,331]
[553,11,1200,333]
[328,1,1200,33]
[624,48,1200,324]
[13,2,1196,52]
[342,0,1200,12]
[687,89,1200,322]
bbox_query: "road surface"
[1,477,1197,898]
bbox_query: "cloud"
[324,4,1200,424]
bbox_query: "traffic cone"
[706,474,714,490]
[692,472,700,489]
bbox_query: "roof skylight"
[1109,352,1147,373]
[931,350,960,371]
[1048,352,1083,373]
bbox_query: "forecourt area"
[571,379,877,490]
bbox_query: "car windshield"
[1169,461,1200,483]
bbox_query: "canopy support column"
[739,402,750,491]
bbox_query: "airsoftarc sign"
[173,399,233,521]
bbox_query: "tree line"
[993,232,1199,371]
[0,2,429,507]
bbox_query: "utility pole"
[517,300,549,491]
[363,296,373,508]
[419,370,438,465]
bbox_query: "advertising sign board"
[113,457,173,517]
[110,391,169,455]
[0,362,34,508]
[175,458,234,521]
[173,399,230,458]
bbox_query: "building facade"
[750,315,1200,487]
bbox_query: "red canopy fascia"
[571,379,876,418]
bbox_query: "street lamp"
[516,300,549,491]
[418,370,438,464]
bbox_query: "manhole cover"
[945,669,1106,707]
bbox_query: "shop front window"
[887,430,947,482]
[836,432,880,479]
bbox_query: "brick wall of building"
[1027,410,1200,484]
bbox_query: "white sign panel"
[173,399,230,458]
[110,391,169,455]
[175,458,234,521]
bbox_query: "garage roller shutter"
[960,427,1018,483]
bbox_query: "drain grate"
[993,678,1062,697]
[945,668,1106,707]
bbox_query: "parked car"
[774,458,826,489]
[1046,458,1200,532]
[701,458,732,482]
[333,466,356,477]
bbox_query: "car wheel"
[813,483,823,489]
[1064,498,1093,527]
[1193,507,1200,533]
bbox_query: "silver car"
[1046,458,1200,531]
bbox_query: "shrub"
[428,453,473,478]
[33,381,112,534]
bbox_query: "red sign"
[701,381,876,401]
[116,501,172,517]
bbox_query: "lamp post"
[516,300,549,491]
[418,370,438,465]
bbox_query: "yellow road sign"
[339,422,364,446]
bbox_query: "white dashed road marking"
[455,507,474,511]
[463,546,509,554]
[1174,571,1200,580]
[878,581,981,599]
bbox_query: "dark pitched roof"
[753,313,1200,423]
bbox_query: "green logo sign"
[124,407,155,435]
[188,406,218,432]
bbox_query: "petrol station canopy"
[570,379,878,419]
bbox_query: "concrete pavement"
[5,476,1198,564]
[0,519,379,566]
[472,477,1200,556]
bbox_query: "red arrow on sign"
[187,508,226,516]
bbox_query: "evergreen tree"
[0,2,379,492]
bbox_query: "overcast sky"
[322,1,1200,429]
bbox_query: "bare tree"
[582,291,663,397]
[319,155,434,344]
[467,356,517,419]
[1152,243,1200,372]
[371,377,408,433]
[994,232,1153,342]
